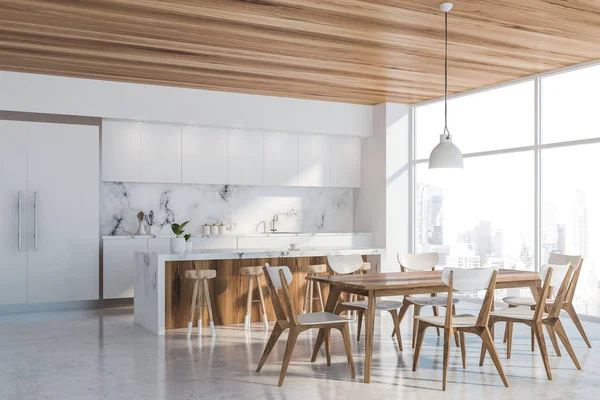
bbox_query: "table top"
[307,269,539,294]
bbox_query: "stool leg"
[316,282,324,312]
[245,275,253,330]
[197,278,203,334]
[308,280,314,314]
[302,274,310,314]
[203,279,215,336]
[256,275,269,329]
[187,280,199,338]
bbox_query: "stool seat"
[300,264,328,274]
[240,266,264,276]
[185,269,217,280]
[360,262,371,272]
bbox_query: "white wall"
[0,71,373,137]
[354,103,410,272]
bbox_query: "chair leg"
[256,322,285,372]
[412,305,421,349]
[308,280,314,314]
[389,309,403,351]
[203,279,215,336]
[412,323,427,372]
[256,275,269,329]
[533,322,552,380]
[432,306,441,336]
[531,326,535,352]
[481,326,509,387]
[244,275,253,330]
[459,331,466,369]
[340,323,356,378]
[302,275,310,314]
[197,279,204,334]
[278,326,301,387]
[553,319,582,370]
[506,320,514,359]
[187,280,199,338]
[452,305,460,347]
[357,310,363,341]
[316,282,324,312]
[564,303,592,348]
[442,327,452,391]
[324,328,332,366]
[393,299,411,338]
[545,323,561,357]
[504,305,516,344]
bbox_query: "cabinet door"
[141,123,182,183]
[0,121,28,305]
[27,122,100,303]
[298,134,330,187]
[264,131,298,186]
[147,238,171,253]
[182,126,228,184]
[227,129,263,185]
[102,120,141,182]
[329,136,361,188]
[103,239,147,299]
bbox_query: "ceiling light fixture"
[429,2,463,170]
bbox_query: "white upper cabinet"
[102,120,142,182]
[264,131,298,186]
[329,136,361,188]
[141,123,182,183]
[298,134,330,187]
[182,126,228,184]
[227,129,264,186]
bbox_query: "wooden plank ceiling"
[1,0,600,104]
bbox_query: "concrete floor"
[0,303,598,400]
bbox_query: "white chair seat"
[415,313,477,328]
[343,299,403,311]
[491,307,548,321]
[502,296,536,307]
[406,296,459,306]
[297,312,349,325]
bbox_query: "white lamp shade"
[429,134,463,169]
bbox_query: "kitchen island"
[134,248,384,334]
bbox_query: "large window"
[413,65,600,317]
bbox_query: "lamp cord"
[444,10,450,139]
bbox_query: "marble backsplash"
[102,182,353,236]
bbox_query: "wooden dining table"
[306,269,541,383]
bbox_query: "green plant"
[171,221,189,238]
[184,233,191,242]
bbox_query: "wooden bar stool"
[240,266,269,330]
[301,264,327,313]
[185,269,217,338]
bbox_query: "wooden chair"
[256,263,355,386]
[300,264,326,313]
[396,253,460,348]
[240,266,269,330]
[185,269,216,337]
[502,254,590,353]
[412,267,508,391]
[327,255,404,348]
[488,263,581,380]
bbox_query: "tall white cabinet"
[0,120,99,305]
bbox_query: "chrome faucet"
[270,214,279,233]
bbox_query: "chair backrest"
[327,254,364,275]
[397,252,439,272]
[263,264,298,325]
[539,263,571,288]
[441,267,498,328]
[548,253,584,303]
[534,264,574,320]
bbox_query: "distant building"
[556,224,566,254]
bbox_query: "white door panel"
[102,120,141,182]
[182,126,228,184]
[298,134,330,187]
[26,123,99,303]
[0,121,28,305]
[103,238,147,299]
[264,131,298,186]
[141,123,182,183]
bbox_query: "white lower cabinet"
[103,239,147,299]
[148,238,171,253]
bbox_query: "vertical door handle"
[17,191,22,251]
[34,191,38,251]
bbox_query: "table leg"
[364,290,376,383]
[311,288,341,362]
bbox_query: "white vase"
[170,237,186,254]
[148,225,157,236]
[136,221,147,235]
[185,241,193,253]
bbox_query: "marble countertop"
[138,247,383,261]
[103,232,372,240]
